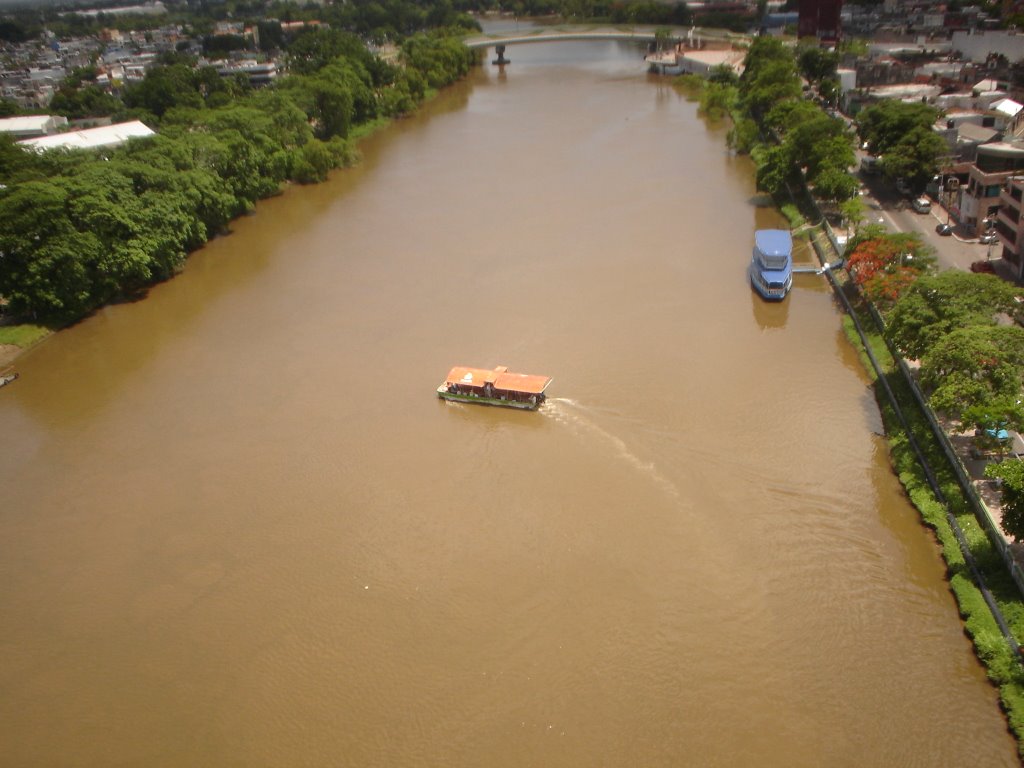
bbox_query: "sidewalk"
[943,419,1024,565]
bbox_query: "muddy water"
[0,39,1018,767]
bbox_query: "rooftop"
[444,366,552,395]
[18,120,154,151]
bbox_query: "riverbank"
[0,345,20,369]
[0,323,49,372]
[0,57,469,376]
[670,62,1024,758]
[805,222,1024,760]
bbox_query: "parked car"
[936,223,954,236]
[896,177,912,195]
[971,259,995,273]
[980,231,998,244]
[911,197,931,214]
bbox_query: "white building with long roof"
[0,115,68,139]
[17,120,154,151]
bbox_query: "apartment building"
[995,175,1024,280]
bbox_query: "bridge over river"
[462,24,747,62]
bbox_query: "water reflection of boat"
[749,229,793,301]
[437,366,552,410]
[750,287,790,330]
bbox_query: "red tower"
[798,0,843,42]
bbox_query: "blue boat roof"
[755,229,793,257]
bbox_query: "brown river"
[0,35,1019,767]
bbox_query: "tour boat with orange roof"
[437,366,552,410]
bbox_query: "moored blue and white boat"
[749,229,793,301]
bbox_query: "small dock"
[792,259,844,276]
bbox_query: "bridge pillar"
[492,44,509,66]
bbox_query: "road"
[856,166,998,274]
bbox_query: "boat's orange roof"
[445,366,552,395]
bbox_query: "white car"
[911,197,931,214]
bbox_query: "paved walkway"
[942,418,1024,564]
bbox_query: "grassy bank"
[0,323,49,348]
[0,323,50,366]
[838,284,1024,757]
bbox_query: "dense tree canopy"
[0,28,477,326]
[920,325,1024,417]
[884,270,1022,359]
[740,56,801,119]
[877,125,948,191]
[856,101,945,189]
[856,100,940,157]
[733,36,857,203]
[797,44,839,84]
[753,94,855,200]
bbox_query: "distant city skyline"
[0,0,109,8]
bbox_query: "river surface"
[0,34,1019,767]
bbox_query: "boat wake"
[542,398,679,500]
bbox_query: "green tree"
[792,120,854,177]
[0,180,99,323]
[764,98,820,134]
[60,164,156,298]
[919,325,1024,417]
[285,28,387,78]
[49,84,121,120]
[856,100,941,158]
[840,196,866,233]
[885,270,1022,359]
[811,165,858,201]
[291,138,336,183]
[699,82,736,120]
[740,58,801,119]
[281,73,356,139]
[877,125,947,189]
[727,117,759,154]
[984,459,1024,540]
[752,143,797,196]
[0,134,46,183]
[818,77,840,108]
[122,63,204,119]
[797,44,839,84]
[707,64,739,86]
[401,32,477,90]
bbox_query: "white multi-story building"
[952,29,1024,64]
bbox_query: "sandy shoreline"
[0,344,23,370]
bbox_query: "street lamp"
[934,173,957,226]
[984,218,996,262]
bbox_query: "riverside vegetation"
[0,0,745,341]
[675,36,1024,758]
[0,24,477,330]
[5,5,1024,753]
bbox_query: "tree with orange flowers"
[845,226,935,307]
